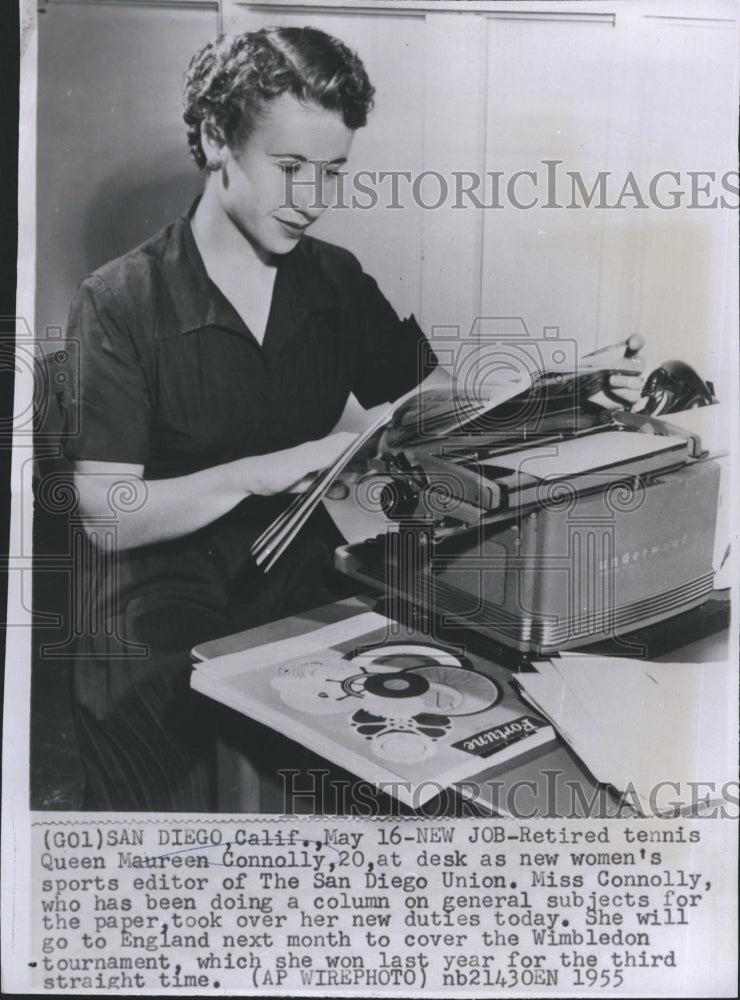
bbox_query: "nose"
[294,193,326,219]
[285,163,335,217]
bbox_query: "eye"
[278,161,301,175]
[323,166,343,178]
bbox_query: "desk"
[192,594,730,816]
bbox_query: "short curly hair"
[183,27,375,169]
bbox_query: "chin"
[270,236,303,255]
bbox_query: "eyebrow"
[269,153,348,164]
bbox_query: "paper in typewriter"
[192,612,556,807]
[477,429,688,478]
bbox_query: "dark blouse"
[62,209,435,480]
[62,209,439,810]
[60,208,436,624]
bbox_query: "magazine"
[191,612,556,807]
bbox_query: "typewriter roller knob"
[378,450,428,519]
[379,479,418,519]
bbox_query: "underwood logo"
[599,534,689,573]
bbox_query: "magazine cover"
[192,612,556,808]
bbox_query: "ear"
[200,119,228,169]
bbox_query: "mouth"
[276,218,311,238]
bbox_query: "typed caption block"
[26,816,737,996]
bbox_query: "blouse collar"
[155,202,342,341]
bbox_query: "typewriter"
[334,364,721,656]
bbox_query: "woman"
[62,27,436,811]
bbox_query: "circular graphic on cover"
[269,642,502,765]
[271,651,354,714]
[372,731,437,763]
[362,670,431,699]
[346,644,500,717]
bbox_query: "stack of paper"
[516,654,737,815]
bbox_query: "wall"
[36,0,219,341]
[36,0,738,399]
[226,0,737,394]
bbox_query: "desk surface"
[193,595,731,817]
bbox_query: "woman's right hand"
[72,432,358,550]
[246,431,358,496]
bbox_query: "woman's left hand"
[606,366,644,407]
[590,335,646,408]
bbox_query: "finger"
[624,334,644,358]
[609,373,644,388]
[612,389,643,405]
[324,480,351,501]
[286,474,316,494]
